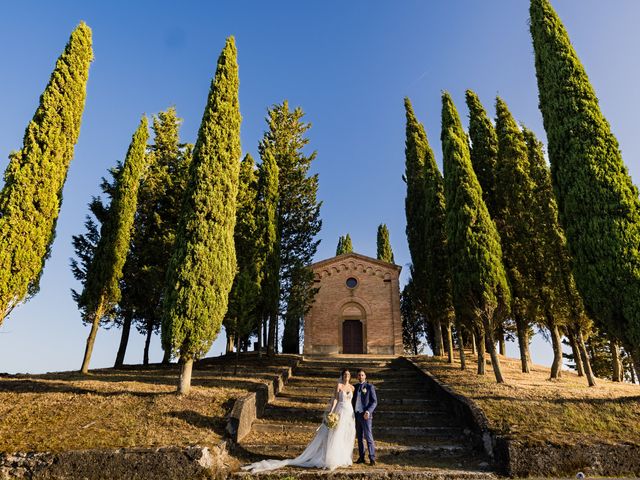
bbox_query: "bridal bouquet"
[325,412,340,429]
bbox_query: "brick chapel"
[303,252,403,355]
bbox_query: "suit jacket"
[352,382,377,417]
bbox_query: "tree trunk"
[471,332,476,355]
[577,330,596,387]
[611,339,623,382]
[226,329,234,354]
[114,311,133,368]
[482,317,505,384]
[143,323,153,366]
[455,318,466,371]
[568,331,584,376]
[80,300,106,374]
[445,321,454,363]
[178,358,193,395]
[630,350,640,384]
[162,348,171,365]
[257,317,263,359]
[549,322,563,379]
[433,319,444,357]
[629,361,637,384]
[498,326,506,356]
[515,315,531,373]
[476,326,486,375]
[268,313,276,357]
[234,333,241,376]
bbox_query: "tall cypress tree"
[493,97,540,374]
[404,97,444,357]
[401,278,425,355]
[524,126,597,386]
[0,23,93,323]
[376,224,395,263]
[441,92,511,383]
[162,37,241,394]
[79,117,149,373]
[256,148,280,356]
[225,154,261,372]
[530,0,640,370]
[259,102,321,355]
[116,108,192,368]
[336,234,353,255]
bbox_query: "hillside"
[411,353,640,446]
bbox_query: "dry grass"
[411,353,640,446]
[0,361,287,453]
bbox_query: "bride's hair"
[340,368,350,380]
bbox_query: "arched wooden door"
[342,320,363,354]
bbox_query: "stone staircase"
[232,356,494,479]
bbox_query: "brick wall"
[303,253,402,355]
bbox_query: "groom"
[352,368,377,465]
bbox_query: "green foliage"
[336,234,353,255]
[376,224,395,263]
[523,127,592,335]
[162,37,242,361]
[493,98,539,328]
[225,154,261,345]
[403,98,433,304]
[401,278,425,355]
[0,23,93,323]
[530,0,640,357]
[124,108,192,352]
[80,117,149,320]
[256,146,280,353]
[259,102,321,354]
[441,92,510,325]
[465,90,499,214]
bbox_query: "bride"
[242,368,356,473]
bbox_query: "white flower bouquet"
[325,412,340,429]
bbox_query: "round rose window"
[346,277,358,288]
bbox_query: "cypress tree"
[376,224,395,263]
[79,117,149,373]
[225,154,261,372]
[530,0,640,369]
[162,37,241,394]
[401,279,425,355]
[336,234,353,255]
[524,126,597,385]
[465,90,499,214]
[0,23,93,323]
[493,97,540,374]
[116,107,192,368]
[441,92,511,383]
[403,97,444,357]
[259,102,321,355]
[256,148,280,357]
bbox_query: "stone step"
[294,366,414,376]
[232,468,495,479]
[269,398,439,412]
[258,412,455,429]
[238,442,472,459]
[277,388,437,402]
[286,377,427,388]
[274,393,442,408]
[282,384,431,395]
[251,422,465,440]
[262,406,451,421]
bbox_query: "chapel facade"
[303,252,403,355]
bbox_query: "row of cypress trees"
[403,0,639,384]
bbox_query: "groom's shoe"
[369,459,376,466]
[355,458,365,464]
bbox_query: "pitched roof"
[310,252,402,272]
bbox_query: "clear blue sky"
[1,1,639,374]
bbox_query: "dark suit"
[352,381,377,461]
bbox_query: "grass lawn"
[411,353,640,446]
[0,357,296,453]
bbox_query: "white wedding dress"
[242,388,356,472]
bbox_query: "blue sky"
[1,1,639,374]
